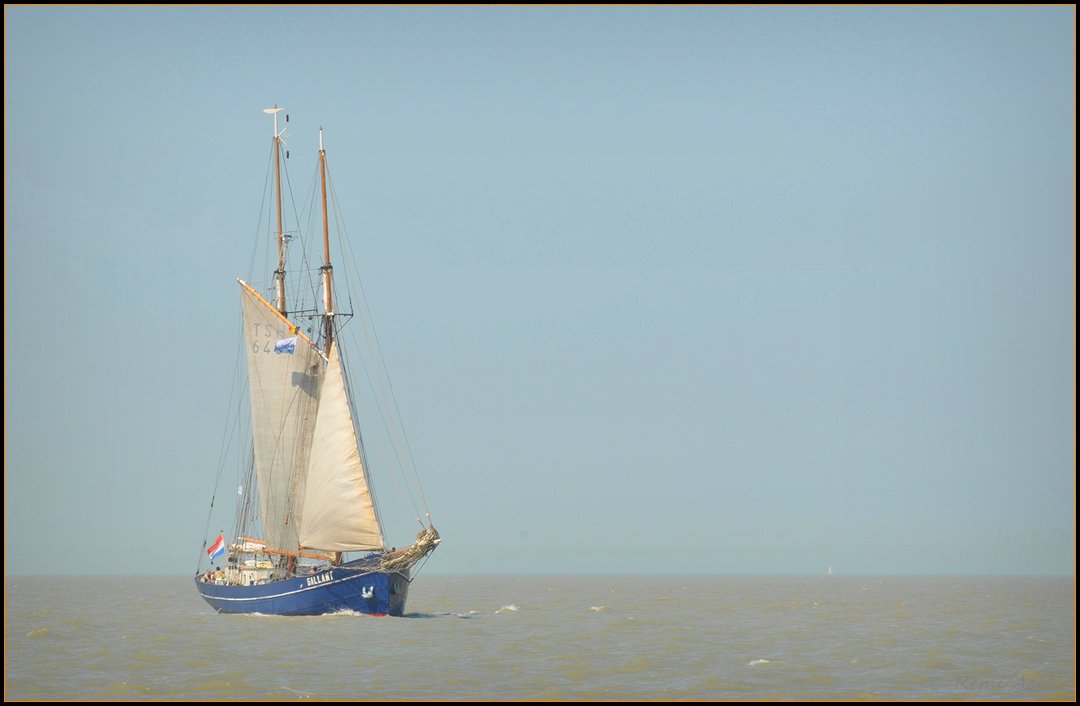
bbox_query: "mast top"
[263,105,285,140]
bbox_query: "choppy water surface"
[5,575,1074,700]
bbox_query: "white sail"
[241,282,324,555]
[299,343,385,551]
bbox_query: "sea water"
[5,575,1074,700]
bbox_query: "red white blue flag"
[207,533,225,562]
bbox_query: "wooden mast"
[319,128,334,356]
[264,105,287,316]
[319,128,342,568]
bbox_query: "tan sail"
[241,281,324,556]
[299,343,385,551]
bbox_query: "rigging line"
[222,361,248,552]
[235,373,252,522]
[280,148,322,318]
[248,143,275,297]
[233,450,256,552]
[197,308,247,572]
[335,270,425,524]
[330,263,427,521]
[325,262,423,527]
[353,411,389,549]
[333,344,400,542]
[315,157,425,524]
[342,279,425,525]
[227,326,254,517]
[237,422,261,543]
[327,167,432,520]
[338,326,423,529]
[411,551,433,578]
[299,166,325,322]
[317,337,390,548]
[233,354,255,544]
[237,340,259,540]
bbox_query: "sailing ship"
[195,106,440,616]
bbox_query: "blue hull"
[196,560,411,616]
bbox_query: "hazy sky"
[5,7,1074,576]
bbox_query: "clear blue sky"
[5,7,1074,576]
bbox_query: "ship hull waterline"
[195,561,412,616]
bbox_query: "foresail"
[299,343,385,551]
[241,282,324,557]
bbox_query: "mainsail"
[241,282,323,556]
[300,343,385,551]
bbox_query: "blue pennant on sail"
[274,336,297,354]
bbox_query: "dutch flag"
[207,533,225,562]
